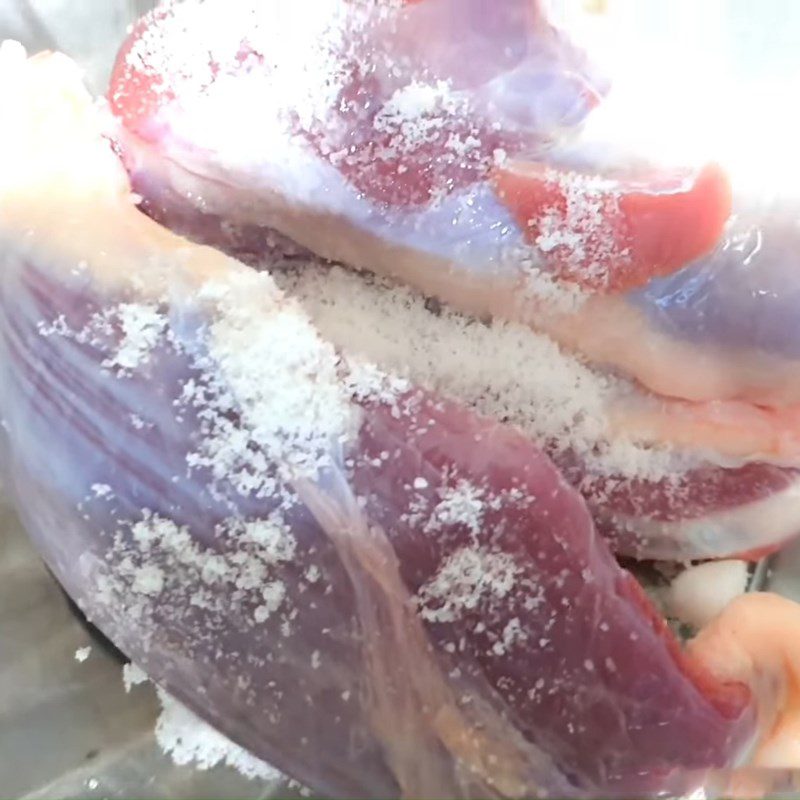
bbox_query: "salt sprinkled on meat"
[372,78,486,173]
[416,546,521,624]
[155,687,282,781]
[183,270,357,491]
[123,0,370,132]
[255,581,287,623]
[277,265,676,480]
[493,617,527,657]
[103,303,168,372]
[534,169,631,290]
[38,302,168,376]
[242,517,297,560]
[427,480,486,536]
[343,357,410,409]
[131,563,166,596]
[515,253,589,315]
[97,510,297,629]
[374,80,469,151]
[376,81,460,128]
[118,664,282,781]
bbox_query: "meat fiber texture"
[0,44,755,799]
[107,0,800,562]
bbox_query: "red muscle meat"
[492,159,732,293]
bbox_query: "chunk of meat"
[114,96,800,559]
[110,0,605,209]
[276,262,800,562]
[109,0,800,467]
[0,44,755,798]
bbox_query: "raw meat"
[504,155,800,410]
[0,44,756,798]
[105,0,800,560]
[108,0,800,465]
[278,263,800,562]
[111,0,606,208]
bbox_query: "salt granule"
[416,546,521,624]
[154,688,282,782]
[119,664,282,782]
[74,646,92,663]
[122,662,149,693]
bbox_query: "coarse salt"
[155,688,281,782]
[74,646,92,663]
[278,264,676,480]
[416,546,521,624]
[427,480,486,537]
[122,662,149,692]
[534,169,630,290]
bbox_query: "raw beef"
[0,44,756,798]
